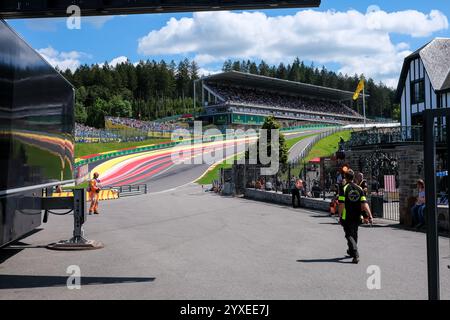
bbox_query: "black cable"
[46,209,73,215]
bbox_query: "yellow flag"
[353,79,365,100]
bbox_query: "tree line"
[62,58,201,128]
[62,57,399,128]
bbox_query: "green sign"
[232,114,265,125]
[214,114,228,125]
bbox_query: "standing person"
[355,172,368,195]
[336,170,343,186]
[291,176,301,208]
[338,169,373,264]
[88,172,101,215]
[302,178,307,197]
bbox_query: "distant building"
[396,38,450,127]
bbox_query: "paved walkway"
[1,184,449,299]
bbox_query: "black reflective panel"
[0,0,321,19]
[0,19,74,246]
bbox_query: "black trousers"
[342,220,359,258]
[292,189,301,208]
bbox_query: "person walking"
[338,169,373,264]
[88,172,101,215]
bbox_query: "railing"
[111,184,148,197]
[343,125,449,149]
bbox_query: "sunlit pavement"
[0,183,449,300]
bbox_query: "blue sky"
[6,0,450,87]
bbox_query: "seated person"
[410,179,426,228]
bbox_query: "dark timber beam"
[0,1,321,19]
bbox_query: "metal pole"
[423,111,440,300]
[73,188,86,242]
[446,117,450,271]
[193,80,196,115]
[363,86,366,128]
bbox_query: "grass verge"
[303,130,352,163]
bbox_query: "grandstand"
[198,71,365,126]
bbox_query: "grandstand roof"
[203,71,361,101]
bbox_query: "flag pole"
[363,83,366,128]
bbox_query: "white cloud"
[98,56,130,68]
[37,46,89,71]
[137,8,448,87]
[109,56,129,67]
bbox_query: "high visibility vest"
[89,179,99,193]
[338,183,367,221]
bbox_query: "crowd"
[105,116,185,133]
[209,84,362,119]
[75,123,114,138]
[75,123,146,143]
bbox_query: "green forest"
[62,57,399,128]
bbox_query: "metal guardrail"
[111,184,148,197]
[343,125,450,149]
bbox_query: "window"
[411,79,425,104]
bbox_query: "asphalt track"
[1,183,449,299]
[91,129,325,193]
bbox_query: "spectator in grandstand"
[105,116,186,133]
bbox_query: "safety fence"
[49,184,148,200]
[111,184,148,197]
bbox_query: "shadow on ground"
[297,256,354,264]
[0,275,156,290]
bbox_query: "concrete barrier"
[52,189,119,201]
[244,188,330,212]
